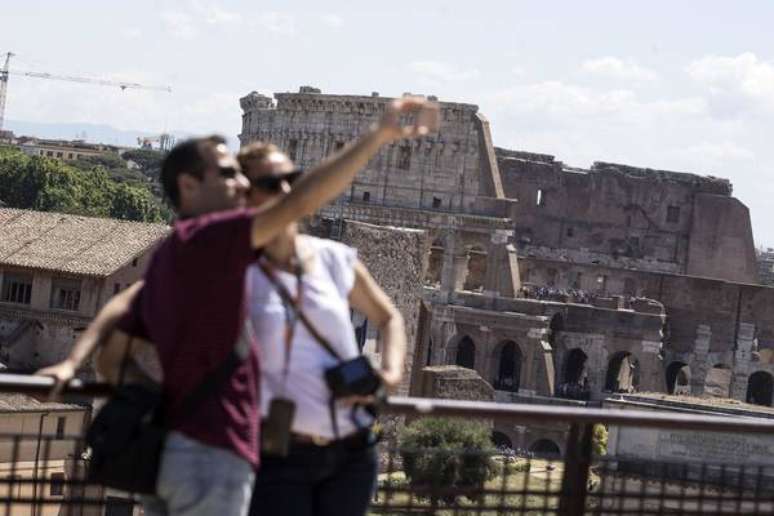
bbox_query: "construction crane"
[0,51,172,131]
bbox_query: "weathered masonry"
[240,86,774,421]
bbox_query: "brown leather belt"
[290,429,373,448]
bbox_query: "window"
[56,152,63,158]
[50,279,81,311]
[432,197,442,209]
[362,191,371,202]
[397,147,411,170]
[1,274,32,305]
[56,417,66,439]
[68,153,74,159]
[571,272,583,289]
[566,227,574,238]
[46,151,53,156]
[536,189,545,207]
[596,275,607,290]
[50,473,65,496]
[667,206,681,224]
[547,268,558,287]
[334,141,345,152]
[287,139,298,161]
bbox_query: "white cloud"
[680,141,756,163]
[120,27,142,40]
[321,14,344,29]
[409,61,480,82]
[256,12,296,36]
[192,0,241,25]
[582,57,659,82]
[160,11,197,39]
[687,52,774,115]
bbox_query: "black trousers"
[249,437,377,516]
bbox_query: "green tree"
[398,418,497,503]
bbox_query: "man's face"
[189,143,250,214]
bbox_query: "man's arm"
[250,97,439,249]
[36,281,143,397]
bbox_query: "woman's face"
[244,151,299,208]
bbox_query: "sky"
[2,1,774,244]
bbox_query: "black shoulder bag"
[86,328,251,494]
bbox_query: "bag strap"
[258,261,342,362]
[176,319,253,420]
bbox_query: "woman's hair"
[237,141,282,170]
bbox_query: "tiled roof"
[0,208,169,277]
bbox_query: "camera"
[325,356,383,399]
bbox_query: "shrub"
[592,424,608,456]
[398,418,497,503]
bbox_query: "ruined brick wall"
[335,220,430,395]
[497,149,755,284]
[239,87,506,215]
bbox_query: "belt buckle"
[311,434,332,446]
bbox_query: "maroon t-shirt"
[117,208,261,467]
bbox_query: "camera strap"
[259,256,304,395]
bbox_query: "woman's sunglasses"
[249,169,303,193]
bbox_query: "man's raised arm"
[250,97,439,249]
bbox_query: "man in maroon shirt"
[38,97,439,516]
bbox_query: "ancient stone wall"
[240,87,507,215]
[497,149,756,284]
[334,220,429,396]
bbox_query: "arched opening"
[455,336,475,370]
[605,352,640,393]
[529,439,560,458]
[491,431,513,450]
[425,238,444,287]
[747,371,774,407]
[463,246,487,292]
[704,364,732,398]
[666,361,691,395]
[559,348,589,400]
[494,341,521,392]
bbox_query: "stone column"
[440,230,469,293]
[732,323,756,401]
[690,325,712,396]
[526,328,553,396]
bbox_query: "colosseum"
[239,86,774,453]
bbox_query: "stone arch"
[666,361,691,395]
[558,348,589,400]
[605,352,640,393]
[563,348,588,385]
[425,237,444,287]
[493,340,521,392]
[704,364,732,398]
[529,439,561,458]
[463,245,487,292]
[492,431,513,450]
[454,336,476,370]
[746,371,774,407]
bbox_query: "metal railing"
[1,374,774,514]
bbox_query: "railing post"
[558,423,594,516]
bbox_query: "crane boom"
[8,70,172,93]
[0,51,171,131]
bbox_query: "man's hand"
[375,97,440,144]
[36,359,76,400]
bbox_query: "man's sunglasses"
[249,169,304,192]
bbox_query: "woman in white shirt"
[239,141,406,516]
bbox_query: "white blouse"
[247,235,372,439]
